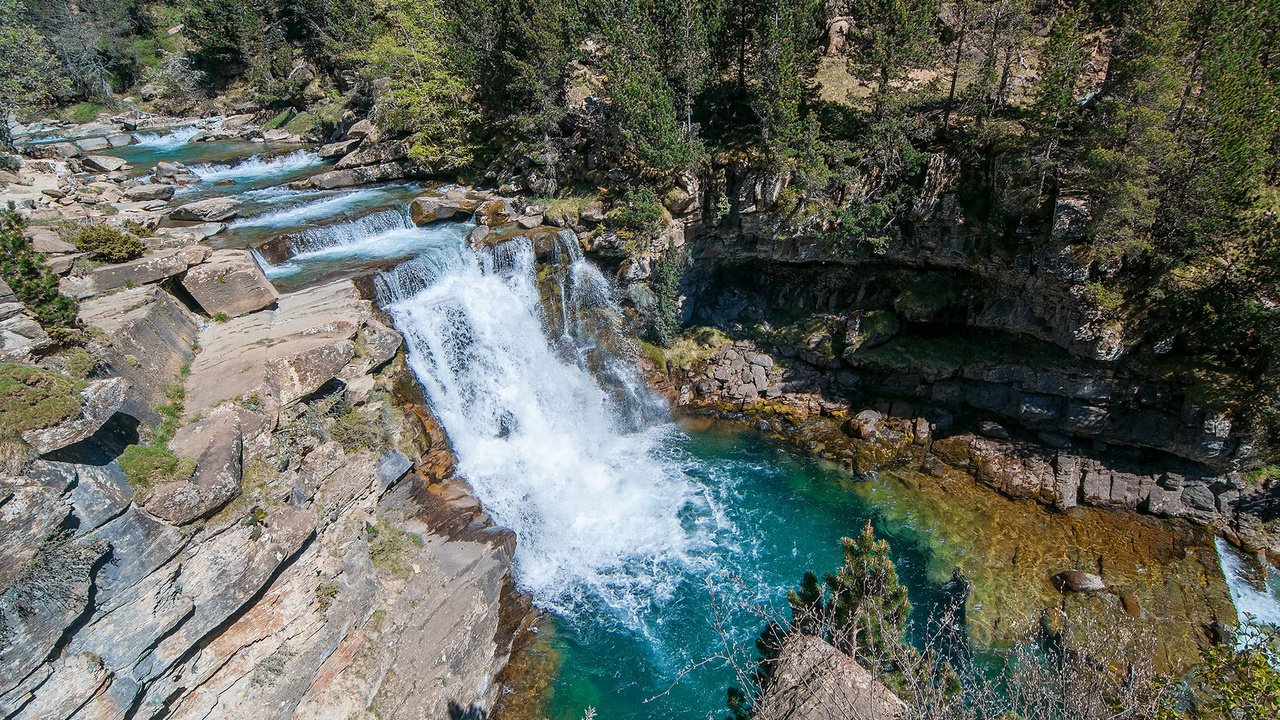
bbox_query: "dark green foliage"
[608,187,667,236]
[70,224,145,263]
[0,212,79,339]
[787,521,911,664]
[649,243,687,347]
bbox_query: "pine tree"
[841,0,940,118]
[787,521,912,665]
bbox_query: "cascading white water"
[377,233,720,621]
[1215,537,1280,631]
[284,208,412,255]
[230,186,400,230]
[131,125,206,148]
[187,149,324,183]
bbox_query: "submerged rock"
[1053,570,1109,593]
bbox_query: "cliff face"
[0,272,526,719]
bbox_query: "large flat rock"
[169,197,242,223]
[181,249,277,318]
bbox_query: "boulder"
[346,118,375,140]
[182,249,278,318]
[409,196,460,225]
[169,196,243,222]
[28,226,75,253]
[20,378,130,456]
[83,155,127,173]
[74,137,112,153]
[317,138,360,158]
[295,162,409,190]
[753,634,906,720]
[267,340,356,406]
[849,409,883,440]
[106,133,133,148]
[1052,570,1108,593]
[123,183,175,201]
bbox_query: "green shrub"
[367,519,424,576]
[0,363,83,438]
[70,225,146,264]
[0,154,19,172]
[119,444,196,489]
[0,212,80,338]
[608,187,667,237]
[66,102,109,123]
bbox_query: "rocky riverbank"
[0,113,531,719]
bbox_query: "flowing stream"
[102,134,1280,718]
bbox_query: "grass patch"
[118,445,196,489]
[0,363,83,438]
[263,109,293,130]
[367,519,424,577]
[63,102,111,123]
[329,406,389,453]
[530,194,597,222]
[664,326,732,371]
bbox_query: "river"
[103,129,1280,719]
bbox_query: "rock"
[842,310,900,360]
[296,162,409,190]
[123,183,175,201]
[83,155,127,173]
[146,408,243,525]
[1052,570,1108,593]
[263,128,302,143]
[979,420,1010,439]
[153,160,185,178]
[409,196,461,225]
[753,634,906,720]
[20,378,130,455]
[28,226,75,253]
[60,248,201,298]
[169,197,243,222]
[0,311,50,361]
[106,133,133,148]
[467,225,492,249]
[317,138,360,158]
[346,118,374,140]
[334,142,408,170]
[182,249,278,318]
[516,215,542,229]
[1052,196,1090,241]
[267,340,356,407]
[581,200,606,224]
[849,409,883,440]
[74,137,112,153]
[376,449,413,490]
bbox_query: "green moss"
[315,580,340,612]
[637,340,668,373]
[119,445,196,489]
[64,102,110,123]
[264,109,293,130]
[0,364,84,438]
[70,225,145,264]
[893,277,958,322]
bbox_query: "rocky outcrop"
[0,279,50,362]
[19,378,129,455]
[60,246,210,298]
[181,249,278,318]
[753,634,906,720]
[0,277,527,720]
[294,162,412,190]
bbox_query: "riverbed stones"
[83,154,127,173]
[1053,570,1108,593]
[182,249,278,318]
[169,196,242,222]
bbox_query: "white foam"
[260,222,471,279]
[131,125,205,148]
[380,238,720,622]
[1216,537,1280,629]
[229,187,395,230]
[188,150,323,183]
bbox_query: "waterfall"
[377,233,718,621]
[283,209,411,256]
[230,187,401,230]
[1215,537,1280,633]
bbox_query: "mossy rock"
[894,276,959,323]
[0,363,83,438]
[842,310,901,361]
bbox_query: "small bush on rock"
[0,211,80,338]
[70,224,145,264]
[119,445,196,489]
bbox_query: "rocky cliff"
[0,123,528,719]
